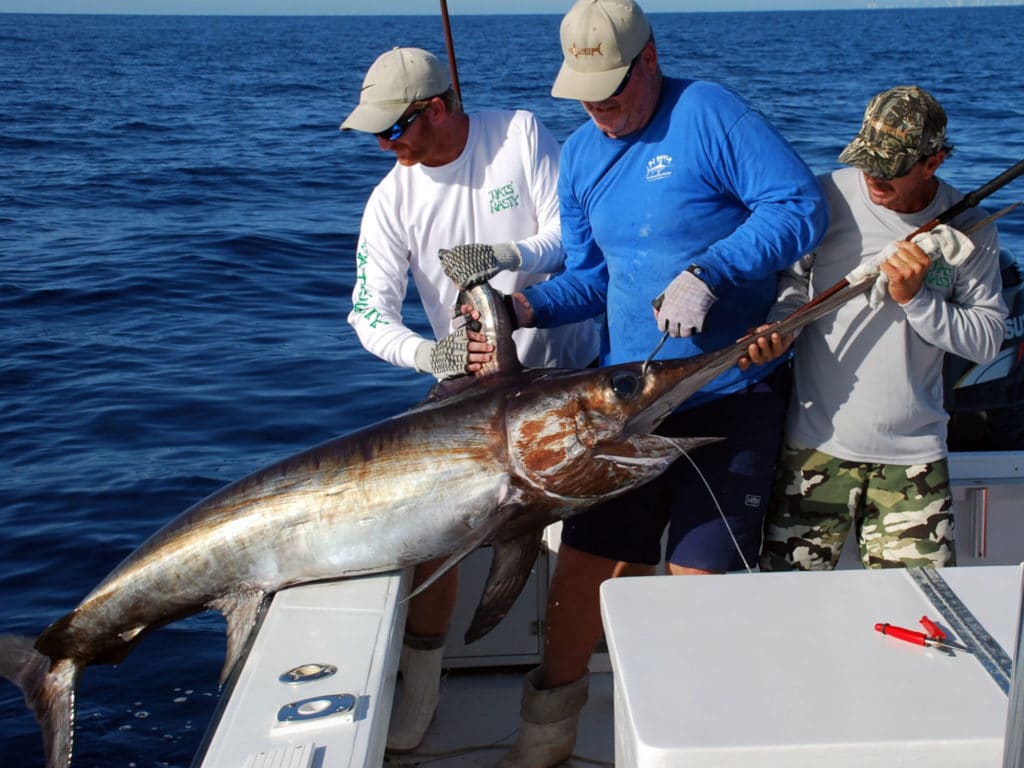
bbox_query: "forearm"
[347,310,425,369]
[697,192,828,291]
[523,271,607,328]
[348,233,425,370]
[514,227,566,275]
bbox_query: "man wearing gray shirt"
[758,85,1006,571]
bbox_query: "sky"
[1,0,1021,14]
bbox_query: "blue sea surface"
[2,7,1023,766]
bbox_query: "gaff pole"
[439,0,462,104]
[789,157,1024,321]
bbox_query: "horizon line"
[2,2,1023,15]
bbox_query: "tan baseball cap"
[340,47,449,134]
[838,85,947,180]
[551,0,651,102]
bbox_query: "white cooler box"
[601,566,1022,768]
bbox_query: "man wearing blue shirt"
[446,1,827,764]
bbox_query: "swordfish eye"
[610,371,641,400]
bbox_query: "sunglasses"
[376,103,429,142]
[609,39,651,99]
[610,59,637,98]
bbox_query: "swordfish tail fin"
[0,634,80,768]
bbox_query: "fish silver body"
[44,398,514,665]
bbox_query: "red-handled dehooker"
[874,622,968,652]
[920,615,946,641]
[875,622,927,646]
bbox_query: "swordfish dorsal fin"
[457,282,523,377]
[423,281,524,402]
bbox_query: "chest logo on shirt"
[925,260,953,291]
[646,154,672,182]
[489,181,520,213]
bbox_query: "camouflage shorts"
[759,444,956,571]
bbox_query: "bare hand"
[881,240,930,304]
[737,324,793,371]
[456,304,495,374]
[509,292,535,328]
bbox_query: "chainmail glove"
[438,242,522,289]
[654,266,717,338]
[413,332,471,381]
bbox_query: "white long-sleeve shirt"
[348,109,600,371]
[769,167,1007,464]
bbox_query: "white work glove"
[654,266,717,338]
[843,224,975,308]
[438,242,522,290]
[413,330,471,381]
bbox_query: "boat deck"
[385,661,615,768]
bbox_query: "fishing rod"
[439,0,462,104]
[788,156,1024,321]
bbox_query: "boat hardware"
[277,693,357,724]
[279,663,338,684]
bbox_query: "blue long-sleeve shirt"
[525,77,828,407]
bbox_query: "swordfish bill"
[0,276,865,768]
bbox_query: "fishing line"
[678,448,754,574]
[639,332,753,572]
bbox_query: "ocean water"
[2,7,1023,766]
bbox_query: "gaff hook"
[641,331,670,379]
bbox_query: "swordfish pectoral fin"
[0,633,80,768]
[463,530,544,645]
[208,588,269,686]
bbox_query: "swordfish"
[0,276,870,768]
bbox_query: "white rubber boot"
[386,635,445,752]
[495,666,589,768]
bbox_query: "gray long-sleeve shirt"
[769,167,1007,464]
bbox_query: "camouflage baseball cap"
[838,85,947,180]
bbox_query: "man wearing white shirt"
[341,46,599,752]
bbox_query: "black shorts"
[560,365,789,571]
